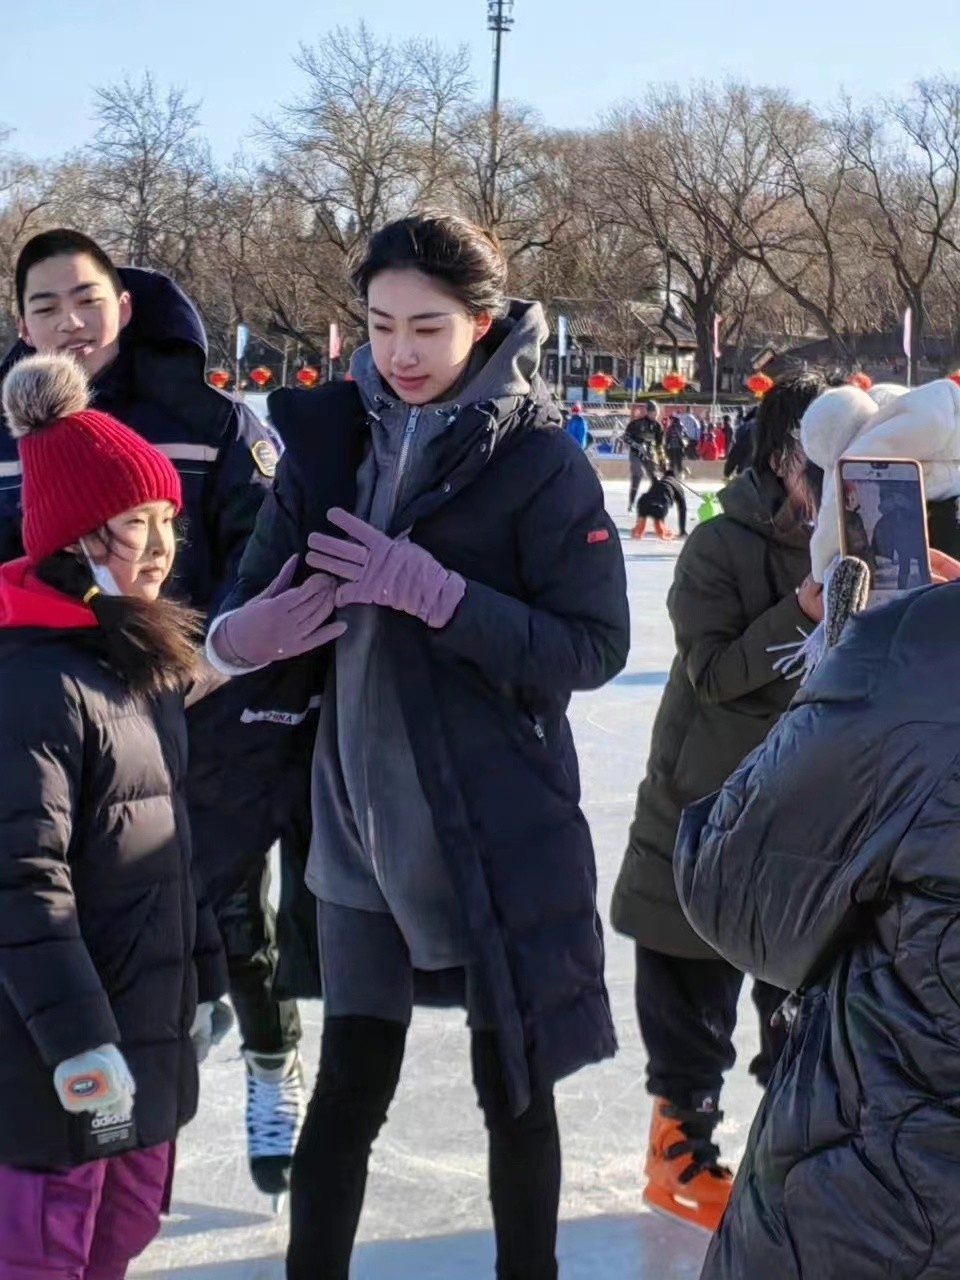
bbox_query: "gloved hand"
[190,999,234,1065]
[306,509,466,629]
[53,1045,136,1118]
[212,555,346,668]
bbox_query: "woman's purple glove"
[213,555,346,668]
[306,508,466,629]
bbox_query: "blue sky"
[4,0,959,162]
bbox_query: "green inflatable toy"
[697,493,722,524]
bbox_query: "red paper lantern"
[662,372,687,395]
[207,368,230,390]
[587,372,614,392]
[847,372,873,390]
[249,366,272,388]
[746,373,774,398]
[296,366,319,388]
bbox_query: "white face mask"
[79,539,123,598]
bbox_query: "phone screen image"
[837,459,931,599]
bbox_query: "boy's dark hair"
[753,371,826,476]
[35,548,201,696]
[15,229,123,317]
[348,213,508,319]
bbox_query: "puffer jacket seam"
[886,1107,936,1276]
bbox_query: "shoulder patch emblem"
[251,439,279,478]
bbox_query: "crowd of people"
[1,209,960,1280]
[613,401,754,543]
[614,401,744,478]
[0,214,627,1280]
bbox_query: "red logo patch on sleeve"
[587,528,610,544]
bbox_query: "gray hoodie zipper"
[388,406,421,520]
[358,403,420,890]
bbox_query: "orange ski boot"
[643,1094,733,1234]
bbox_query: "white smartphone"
[837,458,931,600]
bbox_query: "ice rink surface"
[135,480,761,1280]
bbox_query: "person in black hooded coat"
[209,213,630,1280]
[610,374,826,1234]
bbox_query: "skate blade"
[642,1186,723,1236]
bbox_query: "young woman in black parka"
[207,213,630,1280]
[611,373,826,1233]
[0,354,226,1279]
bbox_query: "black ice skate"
[243,1048,306,1212]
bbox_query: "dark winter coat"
[220,341,631,1114]
[0,269,309,901]
[624,415,663,458]
[723,416,755,478]
[675,581,960,1280]
[664,420,688,454]
[611,468,811,957]
[927,496,960,558]
[0,562,225,1169]
[637,475,687,535]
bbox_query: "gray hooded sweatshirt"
[306,301,550,969]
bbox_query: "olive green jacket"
[611,469,812,957]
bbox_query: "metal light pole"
[486,0,515,221]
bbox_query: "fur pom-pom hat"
[1,353,182,563]
[801,378,960,581]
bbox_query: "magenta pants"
[0,1143,173,1280]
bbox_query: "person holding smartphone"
[675,376,960,1278]
[801,378,960,581]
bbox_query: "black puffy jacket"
[0,563,225,1169]
[222,365,630,1115]
[612,469,811,956]
[675,581,960,1279]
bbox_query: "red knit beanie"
[1,354,182,564]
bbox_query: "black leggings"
[287,1017,561,1280]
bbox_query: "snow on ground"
[135,479,759,1280]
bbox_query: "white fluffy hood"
[801,379,960,580]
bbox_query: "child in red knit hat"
[0,352,228,1280]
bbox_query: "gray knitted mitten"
[824,556,871,650]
